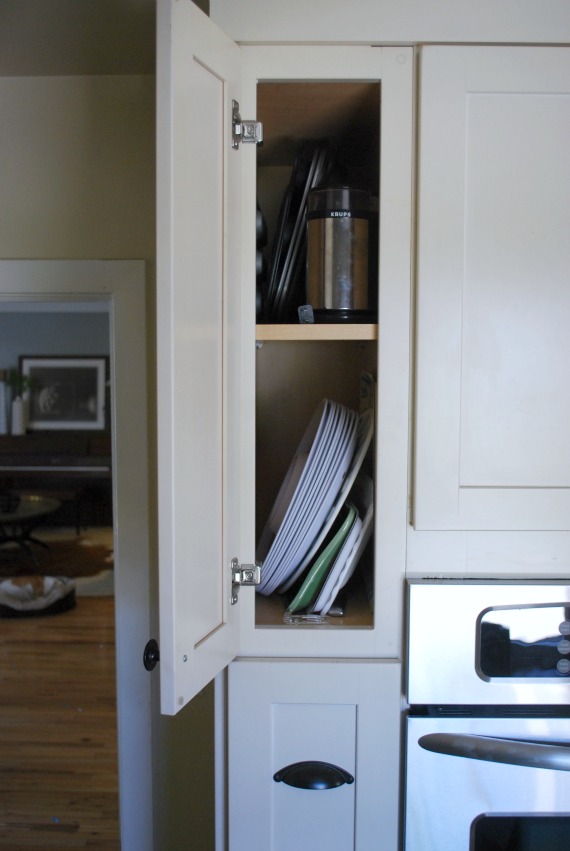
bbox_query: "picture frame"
[20,356,108,431]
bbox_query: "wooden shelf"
[256,323,378,342]
[255,584,373,628]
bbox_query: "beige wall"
[0,75,155,260]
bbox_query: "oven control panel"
[407,580,570,706]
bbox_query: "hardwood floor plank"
[0,596,119,850]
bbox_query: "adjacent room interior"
[0,302,120,846]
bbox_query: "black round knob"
[143,638,160,671]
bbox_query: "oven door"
[405,716,570,851]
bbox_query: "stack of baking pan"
[263,141,335,323]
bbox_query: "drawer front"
[228,658,401,851]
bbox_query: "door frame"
[0,259,153,850]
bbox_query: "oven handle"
[418,733,570,772]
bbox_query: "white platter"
[256,399,358,595]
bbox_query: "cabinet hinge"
[232,100,263,149]
[231,557,262,605]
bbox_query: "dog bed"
[0,575,76,617]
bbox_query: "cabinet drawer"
[228,658,401,851]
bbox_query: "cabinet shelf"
[255,581,373,628]
[256,323,378,342]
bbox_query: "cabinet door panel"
[228,659,401,851]
[272,703,356,851]
[414,46,570,530]
[156,0,243,713]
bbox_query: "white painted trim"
[211,0,570,45]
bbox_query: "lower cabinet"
[228,658,401,851]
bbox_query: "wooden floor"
[0,596,119,849]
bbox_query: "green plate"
[286,504,357,614]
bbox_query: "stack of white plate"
[256,399,358,595]
[256,397,374,600]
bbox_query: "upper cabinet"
[413,47,570,532]
[156,1,414,712]
[241,45,413,662]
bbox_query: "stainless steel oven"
[404,580,570,851]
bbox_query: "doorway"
[0,260,153,850]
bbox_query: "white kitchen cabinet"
[228,659,401,851]
[156,0,413,712]
[210,0,570,45]
[156,4,410,847]
[238,47,412,668]
[413,46,570,533]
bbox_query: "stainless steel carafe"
[306,186,370,321]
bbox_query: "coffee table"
[0,494,61,560]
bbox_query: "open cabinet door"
[157,0,246,715]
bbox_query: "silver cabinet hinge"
[231,558,262,604]
[232,100,263,149]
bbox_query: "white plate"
[269,402,343,556]
[257,402,342,588]
[270,408,357,591]
[260,405,357,594]
[311,502,372,615]
[278,407,373,592]
[270,405,355,592]
[257,401,358,595]
[311,471,373,614]
[286,503,358,614]
[256,399,331,563]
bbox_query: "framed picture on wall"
[20,356,108,430]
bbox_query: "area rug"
[0,529,114,596]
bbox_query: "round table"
[0,494,61,558]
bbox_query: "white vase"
[11,396,25,435]
[0,379,7,435]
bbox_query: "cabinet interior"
[254,81,380,629]
[257,81,380,171]
[256,80,380,260]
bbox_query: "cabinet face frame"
[238,45,414,660]
[210,0,570,45]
